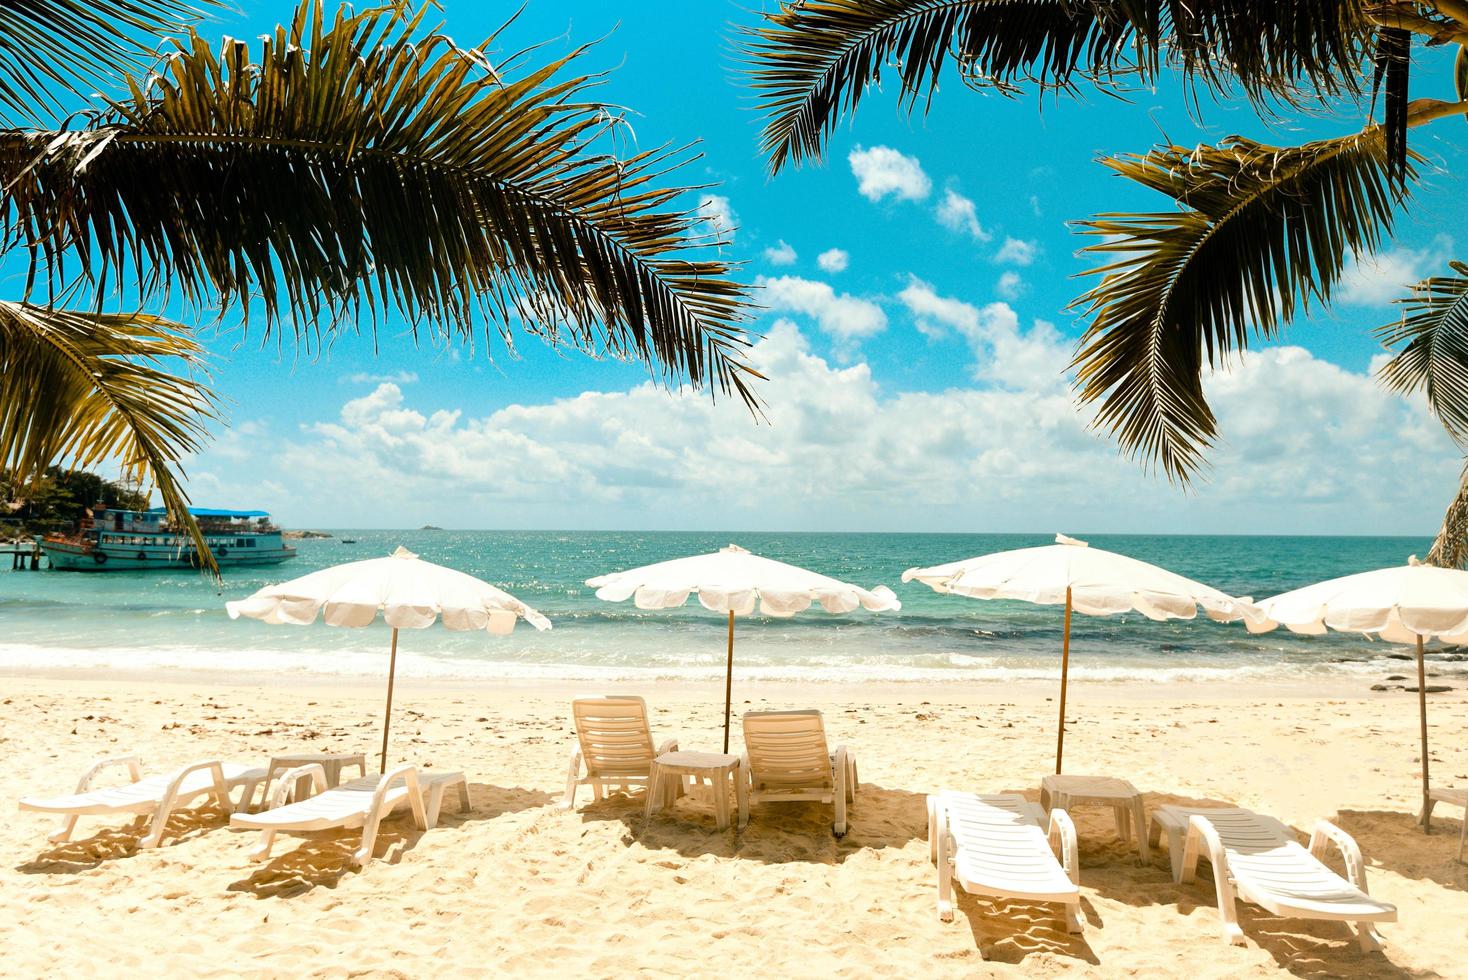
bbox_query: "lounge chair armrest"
[1187,814,1230,879]
[74,754,144,793]
[266,763,329,810]
[656,738,679,755]
[1048,807,1080,886]
[1309,819,1371,894]
[162,760,230,804]
[371,764,421,812]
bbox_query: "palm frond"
[0,0,215,125]
[741,0,1139,174]
[1370,26,1412,183]
[1376,259,1468,443]
[0,302,216,571]
[1071,130,1412,482]
[1,1,760,405]
[740,0,1376,174]
[1426,459,1468,569]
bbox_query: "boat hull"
[41,539,296,572]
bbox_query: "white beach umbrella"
[227,546,551,771]
[586,544,901,751]
[1247,559,1468,826]
[903,534,1259,773]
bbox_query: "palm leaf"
[1426,459,1468,569]
[1071,129,1412,482]
[740,0,1375,174]
[1376,259,1468,443]
[0,0,214,125]
[0,302,217,571]
[741,0,1139,173]
[1371,26,1412,182]
[1,1,760,405]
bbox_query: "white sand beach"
[2,670,1466,977]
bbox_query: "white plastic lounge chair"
[1151,805,1397,950]
[563,696,677,809]
[19,755,266,848]
[230,764,468,867]
[926,791,1082,934]
[1421,786,1468,863]
[741,709,856,835]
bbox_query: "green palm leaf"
[0,0,214,125]
[1376,260,1468,443]
[1071,130,1411,482]
[1,1,759,405]
[740,0,1375,174]
[0,302,217,570]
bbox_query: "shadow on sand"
[1333,807,1467,891]
[221,782,554,899]
[573,780,928,867]
[15,802,235,874]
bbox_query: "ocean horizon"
[1,529,1450,686]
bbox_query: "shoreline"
[3,664,1462,704]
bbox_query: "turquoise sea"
[0,531,1446,684]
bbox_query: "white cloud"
[341,370,419,385]
[848,145,931,203]
[817,248,849,274]
[897,278,1069,390]
[763,240,798,266]
[696,194,737,241]
[995,237,1039,266]
[1339,237,1451,306]
[756,275,886,352]
[996,271,1025,300]
[241,324,1459,536]
[934,189,990,242]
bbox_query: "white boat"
[40,505,297,571]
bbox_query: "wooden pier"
[3,541,43,570]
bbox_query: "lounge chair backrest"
[743,710,833,791]
[572,696,658,778]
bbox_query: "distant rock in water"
[284,530,333,540]
[420,525,444,531]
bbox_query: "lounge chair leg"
[1114,804,1128,840]
[249,829,276,862]
[1354,923,1383,953]
[926,796,938,865]
[562,749,582,810]
[49,816,79,844]
[1177,827,1199,884]
[1063,902,1083,935]
[832,747,849,836]
[936,812,954,922]
[424,784,446,829]
[456,778,471,814]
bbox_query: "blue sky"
[61,3,1468,532]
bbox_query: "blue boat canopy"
[146,506,271,519]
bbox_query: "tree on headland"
[1,467,149,532]
[0,1,759,572]
[741,1,1468,490]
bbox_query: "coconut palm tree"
[0,0,758,568]
[741,1,1468,483]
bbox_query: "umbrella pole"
[1417,634,1431,830]
[380,627,400,774]
[1055,587,1072,775]
[723,611,735,753]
